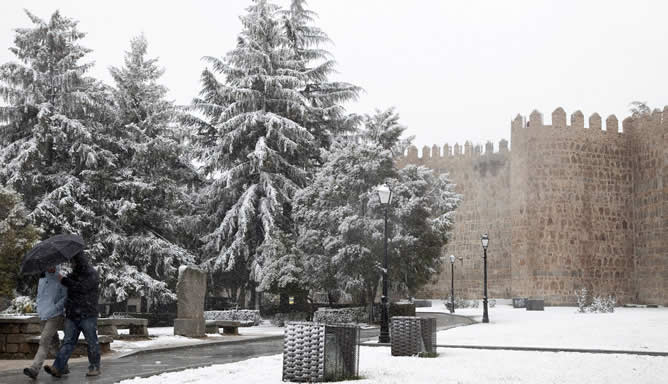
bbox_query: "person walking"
[22,266,68,379]
[44,251,101,378]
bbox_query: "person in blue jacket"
[23,265,68,379]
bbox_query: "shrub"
[589,296,616,313]
[444,296,480,309]
[574,288,615,313]
[204,310,261,325]
[2,295,36,314]
[575,288,588,313]
[313,307,367,324]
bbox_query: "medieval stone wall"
[397,142,512,301]
[400,106,668,305]
[628,109,668,304]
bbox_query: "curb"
[361,343,668,357]
[417,311,477,323]
[436,344,668,357]
[117,335,284,358]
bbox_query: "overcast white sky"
[1,1,667,151]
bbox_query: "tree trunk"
[237,284,247,308]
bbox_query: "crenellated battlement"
[511,107,631,133]
[400,138,511,162]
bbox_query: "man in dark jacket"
[44,251,101,378]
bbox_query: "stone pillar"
[173,266,207,337]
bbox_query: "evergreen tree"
[0,11,115,241]
[0,187,40,309]
[294,108,460,305]
[281,0,361,152]
[186,0,318,300]
[98,35,200,303]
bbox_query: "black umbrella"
[20,234,85,275]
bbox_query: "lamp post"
[376,184,392,343]
[449,254,456,314]
[481,233,489,323]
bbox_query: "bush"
[443,296,479,309]
[204,310,261,325]
[2,295,36,314]
[574,288,615,313]
[313,307,367,324]
[589,296,616,313]
[389,302,416,318]
[575,288,588,313]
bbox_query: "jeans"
[30,315,63,372]
[53,316,100,371]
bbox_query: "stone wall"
[628,109,668,304]
[0,317,112,359]
[400,106,668,306]
[0,317,41,359]
[397,141,512,301]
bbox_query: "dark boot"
[44,365,62,378]
[23,367,38,379]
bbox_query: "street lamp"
[449,255,456,314]
[376,184,392,343]
[481,233,489,323]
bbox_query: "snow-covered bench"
[205,320,241,335]
[97,318,149,338]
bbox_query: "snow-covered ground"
[118,346,668,384]
[116,305,668,383]
[419,304,668,351]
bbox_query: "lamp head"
[481,233,489,249]
[449,254,455,264]
[376,184,392,205]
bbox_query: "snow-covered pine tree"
[391,165,460,297]
[186,0,318,301]
[97,35,201,304]
[281,0,361,152]
[0,11,115,241]
[294,108,460,305]
[0,187,40,308]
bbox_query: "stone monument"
[173,266,207,337]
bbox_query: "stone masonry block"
[6,334,27,343]
[20,323,41,334]
[0,324,20,334]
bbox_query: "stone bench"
[526,299,545,311]
[97,318,149,339]
[205,320,241,335]
[512,297,528,308]
[26,335,113,358]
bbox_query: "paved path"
[0,312,471,383]
[0,337,283,384]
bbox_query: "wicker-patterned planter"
[390,316,437,356]
[282,322,359,382]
